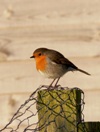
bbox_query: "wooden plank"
[0,1,100,61]
[0,40,100,61]
[0,57,100,94]
[0,0,100,61]
[0,0,100,27]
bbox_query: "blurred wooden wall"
[0,0,100,129]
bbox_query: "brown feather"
[77,68,91,75]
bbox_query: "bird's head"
[30,48,48,61]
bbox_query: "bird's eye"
[38,53,42,56]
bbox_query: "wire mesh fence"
[0,85,87,132]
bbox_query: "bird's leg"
[54,77,60,88]
[48,78,56,89]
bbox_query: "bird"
[30,48,90,88]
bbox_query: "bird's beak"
[30,55,34,58]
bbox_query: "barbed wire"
[0,86,85,132]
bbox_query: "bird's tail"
[78,68,91,75]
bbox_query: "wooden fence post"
[37,88,82,132]
[37,88,100,132]
[78,122,100,132]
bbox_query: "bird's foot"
[54,84,61,89]
[40,84,69,90]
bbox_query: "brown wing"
[54,57,78,70]
[46,50,78,70]
[46,49,90,75]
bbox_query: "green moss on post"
[37,88,82,132]
[78,122,100,132]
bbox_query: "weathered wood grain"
[0,38,100,61]
[0,0,100,61]
[37,89,81,132]
[0,0,100,27]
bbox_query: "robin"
[30,48,90,88]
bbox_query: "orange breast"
[35,55,47,71]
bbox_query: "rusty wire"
[0,86,85,132]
